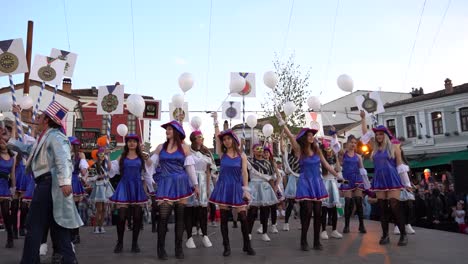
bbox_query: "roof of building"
[71,88,154,99]
[0,80,80,101]
[384,82,468,108]
[322,89,409,106]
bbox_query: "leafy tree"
[261,53,311,134]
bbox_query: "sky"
[1,0,468,148]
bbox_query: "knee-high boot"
[390,198,407,246]
[239,210,255,256]
[114,207,128,253]
[343,197,352,233]
[378,199,390,245]
[312,202,323,250]
[354,196,367,233]
[174,204,185,259]
[299,201,312,251]
[220,209,230,256]
[157,203,173,260]
[131,206,142,253]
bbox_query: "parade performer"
[320,135,344,240]
[185,130,214,248]
[209,112,255,257]
[69,136,88,244]
[0,122,16,248]
[339,134,367,234]
[360,110,407,246]
[88,147,114,234]
[248,143,278,242]
[6,101,82,264]
[277,112,339,251]
[109,134,150,254]
[151,120,199,260]
[281,134,300,232]
[264,146,280,234]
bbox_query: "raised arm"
[360,110,368,135]
[319,153,338,177]
[282,125,300,158]
[211,112,222,156]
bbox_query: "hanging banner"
[355,91,385,116]
[30,55,66,86]
[222,101,241,119]
[169,102,189,122]
[231,72,256,97]
[0,38,28,76]
[50,48,78,77]
[142,100,161,120]
[97,84,125,115]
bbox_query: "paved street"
[1,219,466,264]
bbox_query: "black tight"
[299,201,322,246]
[285,199,295,224]
[247,206,269,234]
[1,200,12,241]
[10,199,19,233]
[270,204,277,225]
[321,207,337,231]
[20,202,29,231]
[199,207,208,236]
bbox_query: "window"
[350,106,359,111]
[101,115,110,135]
[127,114,136,134]
[386,119,396,137]
[431,112,443,135]
[405,116,416,138]
[460,107,468,132]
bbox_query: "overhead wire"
[281,0,295,57]
[61,0,72,50]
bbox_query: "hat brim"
[295,128,318,141]
[372,127,392,139]
[218,131,240,146]
[161,122,186,139]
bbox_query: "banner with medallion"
[50,48,78,78]
[97,84,124,115]
[230,72,256,97]
[29,54,66,86]
[0,38,28,77]
[169,102,189,122]
[354,91,385,116]
[142,100,162,120]
[222,101,241,120]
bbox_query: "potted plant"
[444,132,451,137]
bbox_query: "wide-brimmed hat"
[372,125,393,139]
[161,120,186,140]
[44,101,68,126]
[125,133,140,143]
[263,146,273,156]
[295,128,318,142]
[68,136,80,145]
[218,129,240,145]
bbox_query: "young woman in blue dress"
[208,112,255,257]
[360,110,408,246]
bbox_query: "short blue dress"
[371,150,404,191]
[21,173,35,202]
[109,157,148,204]
[340,152,364,191]
[295,154,328,201]
[15,158,25,191]
[155,149,194,201]
[71,157,86,197]
[209,154,247,207]
[0,155,14,200]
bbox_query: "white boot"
[201,235,212,247]
[93,226,100,234]
[248,234,252,240]
[330,230,343,239]
[405,224,416,234]
[394,225,400,235]
[282,223,290,231]
[185,237,196,249]
[100,226,106,233]
[261,233,271,242]
[320,230,329,240]
[39,243,48,256]
[271,224,279,234]
[256,226,263,234]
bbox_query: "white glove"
[275,112,286,126]
[242,186,252,202]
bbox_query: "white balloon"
[229,74,246,94]
[126,94,145,117]
[263,71,278,89]
[171,94,185,108]
[307,96,321,110]
[283,101,296,116]
[337,74,354,92]
[178,72,194,93]
[246,114,257,128]
[190,116,202,130]
[117,124,128,137]
[262,124,274,137]
[19,95,34,110]
[0,96,13,112]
